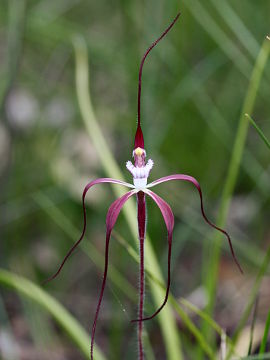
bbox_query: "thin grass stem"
[0,0,26,113]
[33,192,137,301]
[182,0,252,77]
[209,0,260,58]
[245,114,270,151]
[240,353,270,360]
[202,35,270,346]
[259,308,270,354]
[113,231,238,358]
[0,269,106,360]
[225,245,270,359]
[247,297,259,355]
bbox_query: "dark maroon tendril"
[150,175,243,274]
[43,177,135,360]
[197,187,243,274]
[135,12,181,149]
[132,175,242,323]
[43,178,134,284]
[43,185,89,285]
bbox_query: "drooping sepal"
[44,178,134,284]
[147,174,243,274]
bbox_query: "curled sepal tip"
[148,174,243,274]
[43,178,134,285]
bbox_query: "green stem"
[0,0,26,113]
[169,297,216,360]
[203,36,270,341]
[209,0,260,58]
[241,354,270,360]
[259,308,270,354]
[226,245,270,359]
[73,35,182,360]
[0,269,106,360]
[114,231,238,358]
[183,0,252,77]
[245,114,270,151]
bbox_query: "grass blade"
[169,296,216,360]
[182,0,252,77]
[209,0,260,58]
[203,35,270,344]
[259,308,270,354]
[0,269,106,360]
[241,354,270,360]
[0,0,26,111]
[226,245,270,359]
[0,294,20,360]
[33,191,137,301]
[248,297,259,355]
[245,114,270,151]
[114,231,236,359]
[179,297,225,338]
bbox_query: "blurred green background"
[0,0,270,359]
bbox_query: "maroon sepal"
[148,174,243,274]
[134,125,144,149]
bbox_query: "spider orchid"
[46,12,243,360]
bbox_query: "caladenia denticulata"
[45,12,243,360]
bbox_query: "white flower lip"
[133,178,147,189]
[126,158,154,190]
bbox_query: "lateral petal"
[147,174,243,273]
[44,178,134,284]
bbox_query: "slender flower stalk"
[137,190,146,358]
[46,12,242,360]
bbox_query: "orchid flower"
[46,12,243,360]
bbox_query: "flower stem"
[137,191,146,360]
[245,113,270,151]
[139,237,145,359]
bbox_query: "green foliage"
[0,1,270,359]
[246,114,270,151]
[0,269,105,360]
